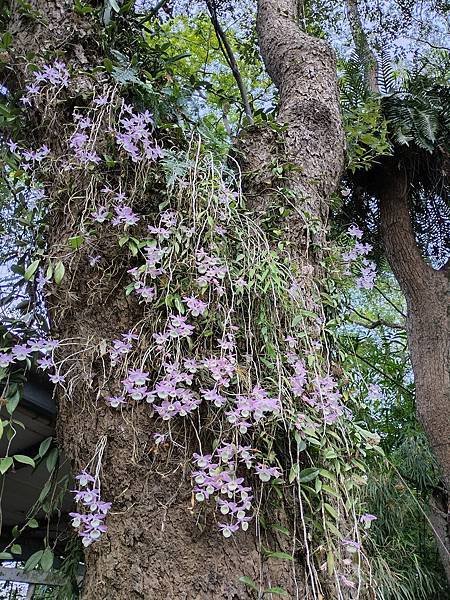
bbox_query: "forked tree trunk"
[378,162,450,582]
[6,0,344,598]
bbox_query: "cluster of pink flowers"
[196,248,227,292]
[203,355,236,386]
[143,245,166,278]
[4,139,50,173]
[112,204,140,226]
[107,360,202,418]
[287,351,348,425]
[192,444,283,537]
[343,225,377,290]
[217,331,237,352]
[152,315,195,346]
[309,375,348,424]
[192,448,253,537]
[69,471,111,547]
[288,354,307,396]
[167,314,195,339]
[91,190,140,228]
[150,297,209,343]
[148,210,178,239]
[115,104,162,163]
[68,102,162,166]
[108,331,138,365]
[225,385,281,433]
[106,344,281,431]
[22,145,50,167]
[357,259,376,289]
[0,336,61,380]
[20,60,70,106]
[69,114,101,165]
[183,295,208,316]
[127,241,167,299]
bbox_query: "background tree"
[336,0,450,580]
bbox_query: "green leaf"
[0,457,13,475]
[319,469,336,482]
[289,463,299,484]
[0,552,13,560]
[1,32,13,49]
[298,468,320,483]
[40,547,54,571]
[104,58,114,73]
[325,520,340,538]
[174,295,185,314]
[39,437,52,458]
[322,484,339,498]
[24,550,43,571]
[11,544,21,555]
[265,587,288,596]
[68,235,84,250]
[296,438,307,452]
[238,576,259,591]
[292,315,303,327]
[24,259,40,281]
[27,518,39,528]
[323,448,337,460]
[38,479,52,502]
[326,550,335,576]
[6,388,20,414]
[46,447,59,472]
[324,503,338,519]
[270,524,290,536]
[73,0,94,14]
[14,454,35,468]
[54,261,65,285]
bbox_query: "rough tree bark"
[238,0,344,284]
[5,0,344,598]
[378,161,450,581]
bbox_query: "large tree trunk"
[6,0,345,598]
[238,0,344,298]
[378,161,450,581]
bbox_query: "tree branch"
[338,340,414,397]
[205,0,253,123]
[138,0,170,23]
[378,162,436,300]
[348,307,405,330]
[373,285,407,318]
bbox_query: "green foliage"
[344,98,392,172]
[338,269,449,599]
[366,448,448,600]
[339,49,450,267]
[339,57,392,171]
[340,50,450,167]
[380,53,450,153]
